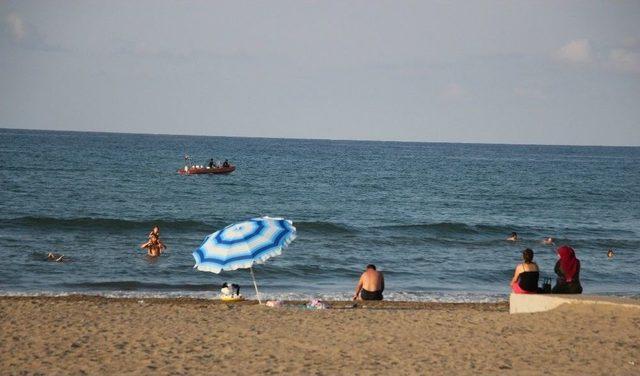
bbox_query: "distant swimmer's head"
[607,249,615,258]
[366,264,376,270]
[543,237,555,245]
[46,252,65,262]
[507,232,518,241]
[522,248,534,263]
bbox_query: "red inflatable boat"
[178,164,235,175]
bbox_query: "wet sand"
[1,296,639,375]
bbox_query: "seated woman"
[552,245,583,294]
[511,248,539,294]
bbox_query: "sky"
[1,1,639,146]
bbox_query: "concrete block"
[509,293,640,314]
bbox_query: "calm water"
[1,129,639,302]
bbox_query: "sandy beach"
[1,296,638,375]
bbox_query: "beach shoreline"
[2,295,638,375]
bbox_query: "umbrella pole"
[250,267,262,304]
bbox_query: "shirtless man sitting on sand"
[353,264,384,301]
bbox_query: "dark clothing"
[360,289,383,301]
[552,260,583,294]
[517,271,540,293]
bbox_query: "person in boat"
[46,252,67,262]
[552,245,583,294]
[511,248,539,294]
[222,159,230,168]
[208,158,214,168]
[353,264,384,301]
[506,232,518,242]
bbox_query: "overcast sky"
[1,1,639,145]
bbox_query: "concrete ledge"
[509,293,640,314]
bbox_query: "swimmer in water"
[148,225,160,240]
[506,232,518,242]
[140,234,164,257]
[47,252,66,262]
[146,226,166,254]
[542,237,555,245]
[607,249,615,258]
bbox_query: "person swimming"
[542,237,555,245]
[46,252,66,262]
[607,249,615,258]
[507,232,518,242]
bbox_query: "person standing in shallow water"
[140,234,162,257]
[353,264,384,301]
[552,245,583,294]
[147,226,166,253]
[140,226,166,257]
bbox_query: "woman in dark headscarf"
[552,245,583,294]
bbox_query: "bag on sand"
[540,277,552,294]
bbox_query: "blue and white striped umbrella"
[193,217,296,274]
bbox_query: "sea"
[1,128,639,302]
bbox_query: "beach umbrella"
[192,216,296,304]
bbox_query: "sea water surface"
[1,129,639,302]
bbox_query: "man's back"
[353,264,385,301]
[361,269,384,292]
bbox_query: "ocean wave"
[2,289,638,302]
[295,221,355,234]
[375,222,506,236]
[0,216,217,232]
[61,281,218,291]
[0,290,509,303]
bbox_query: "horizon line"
[1,126,639,148]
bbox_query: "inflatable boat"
[178,164,235,175]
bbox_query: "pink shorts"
[511,282,536,294]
